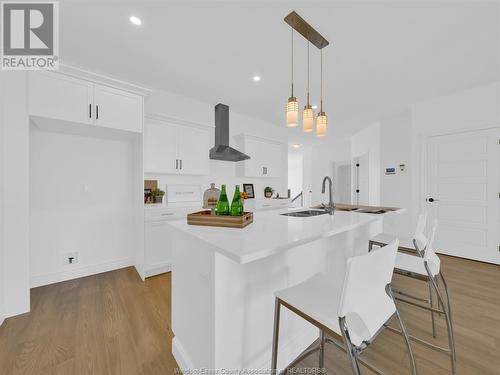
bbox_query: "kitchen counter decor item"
[243,184,255,199]
[216,184,230,216]
[144,180,158,204]
[230,185,244,216]
[187,210,253,229]
[203,183,220,215]
[151,188,165,204]
[264,186,274,198]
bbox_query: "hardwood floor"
[0,255,498,375]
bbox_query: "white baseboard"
[30,257,134,288]
[172,337,196,370]
[144,261,171,278]
[172,328,316,371]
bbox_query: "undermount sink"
[281,210,329,217]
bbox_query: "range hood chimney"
[209,104,250,162]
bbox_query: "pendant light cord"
[320,48,323,112]
[291,28,294,96]
[307,38,310,105]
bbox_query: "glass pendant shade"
[303,104,314,132]
[286,97,298,127]
[316,112,327,136]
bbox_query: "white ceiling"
[60,1,499,143]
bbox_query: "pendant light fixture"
[316,49,327,137]
[284,11,330,135]
[286,28,298,127]
[302,39,314,132]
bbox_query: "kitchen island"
[168,207,402,371]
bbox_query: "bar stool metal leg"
[271,297,281,373]
[427,271,456,375]
[440,272,455,339]
[319,330,325,370]
[339,317,362,375]
[388,286,418,375]
[428,280,437,338]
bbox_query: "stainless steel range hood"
[209,104,250,162]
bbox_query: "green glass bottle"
[216,184,229,216]
[230,185,243,216]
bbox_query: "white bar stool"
[369,212,428,255]
[385,221,456,375]
[271,240,417,375]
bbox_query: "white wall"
[29,125,140,287]
[0,71,5,326]
[295,139,352,207]
[380,81,499,236]
[379,110,413,235]
[1,72,30,317]
[144,89,288,201]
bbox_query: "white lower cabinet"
[144,220,173,277]
[144,206,200,277]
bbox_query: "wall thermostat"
[385,167,396,175]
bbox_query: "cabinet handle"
[96,105,99,120]
[161,213,174,216]
[89,104,92,119]
[176,159,178,169]
[180,159,182,170]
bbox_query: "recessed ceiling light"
[312,105,318,109]
[129,16,142,25]
[292,143,302,149]
[252,75,261,82]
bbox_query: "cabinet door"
[243,138,265,177]
[144,221,172,274]
[177,126,210,175]
[144,121,178,174]
[29,71,93,124]
[93,84,143,132]
[264,143,282,178]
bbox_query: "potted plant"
[264,186,273,198]
[151,188,165,204]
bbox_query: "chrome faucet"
[321,176,335,215]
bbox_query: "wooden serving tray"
[187,210,253,228]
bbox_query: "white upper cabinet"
[29,72,93,125]
[144,120,178,174]
[29,71,144,133]
[93,84,143,132]
[144,118,210,176]
[177,126,210,175]
[238,135,282,178]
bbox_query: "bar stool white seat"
[369,213,428,254]
[395,252,440,278]
[271,240,417,375]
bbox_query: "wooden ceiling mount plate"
[284,11,330,49]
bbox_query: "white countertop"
[168,209,399,264]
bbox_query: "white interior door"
[426,128,499,264]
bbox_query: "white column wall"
[1,71,31,317]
